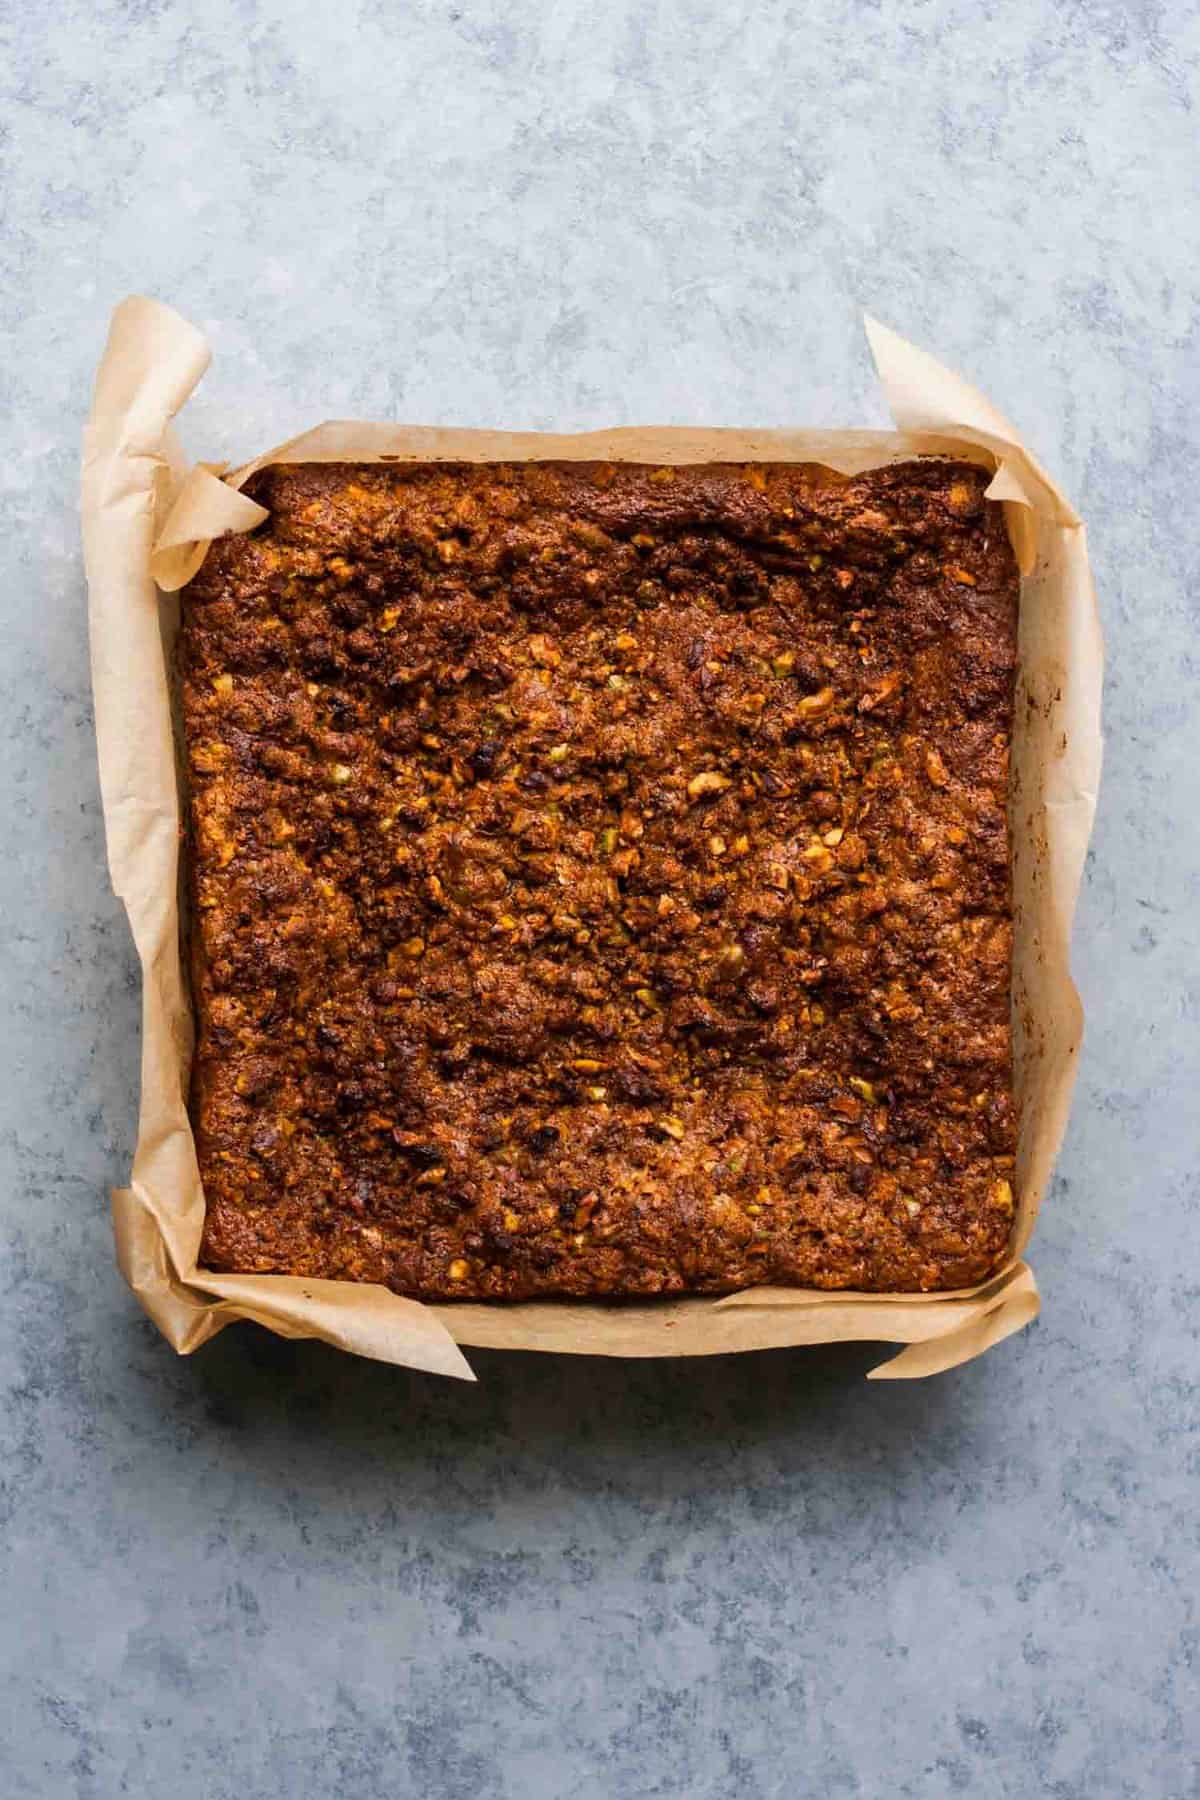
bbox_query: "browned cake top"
[181,457,1018,1299]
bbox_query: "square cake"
[180,457,1018,1298]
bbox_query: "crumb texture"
[180,458,1018,1298]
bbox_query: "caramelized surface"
[181,458,1017,1298]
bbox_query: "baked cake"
[179,457,1018,1298]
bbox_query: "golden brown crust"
[180,457,1018,1299]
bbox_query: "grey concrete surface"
[3,3,1199,1795]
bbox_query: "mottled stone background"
[3,2,1198,1795]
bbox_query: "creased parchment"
[82,297,1101,1380]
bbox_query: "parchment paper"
[82,297,1101,1380]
